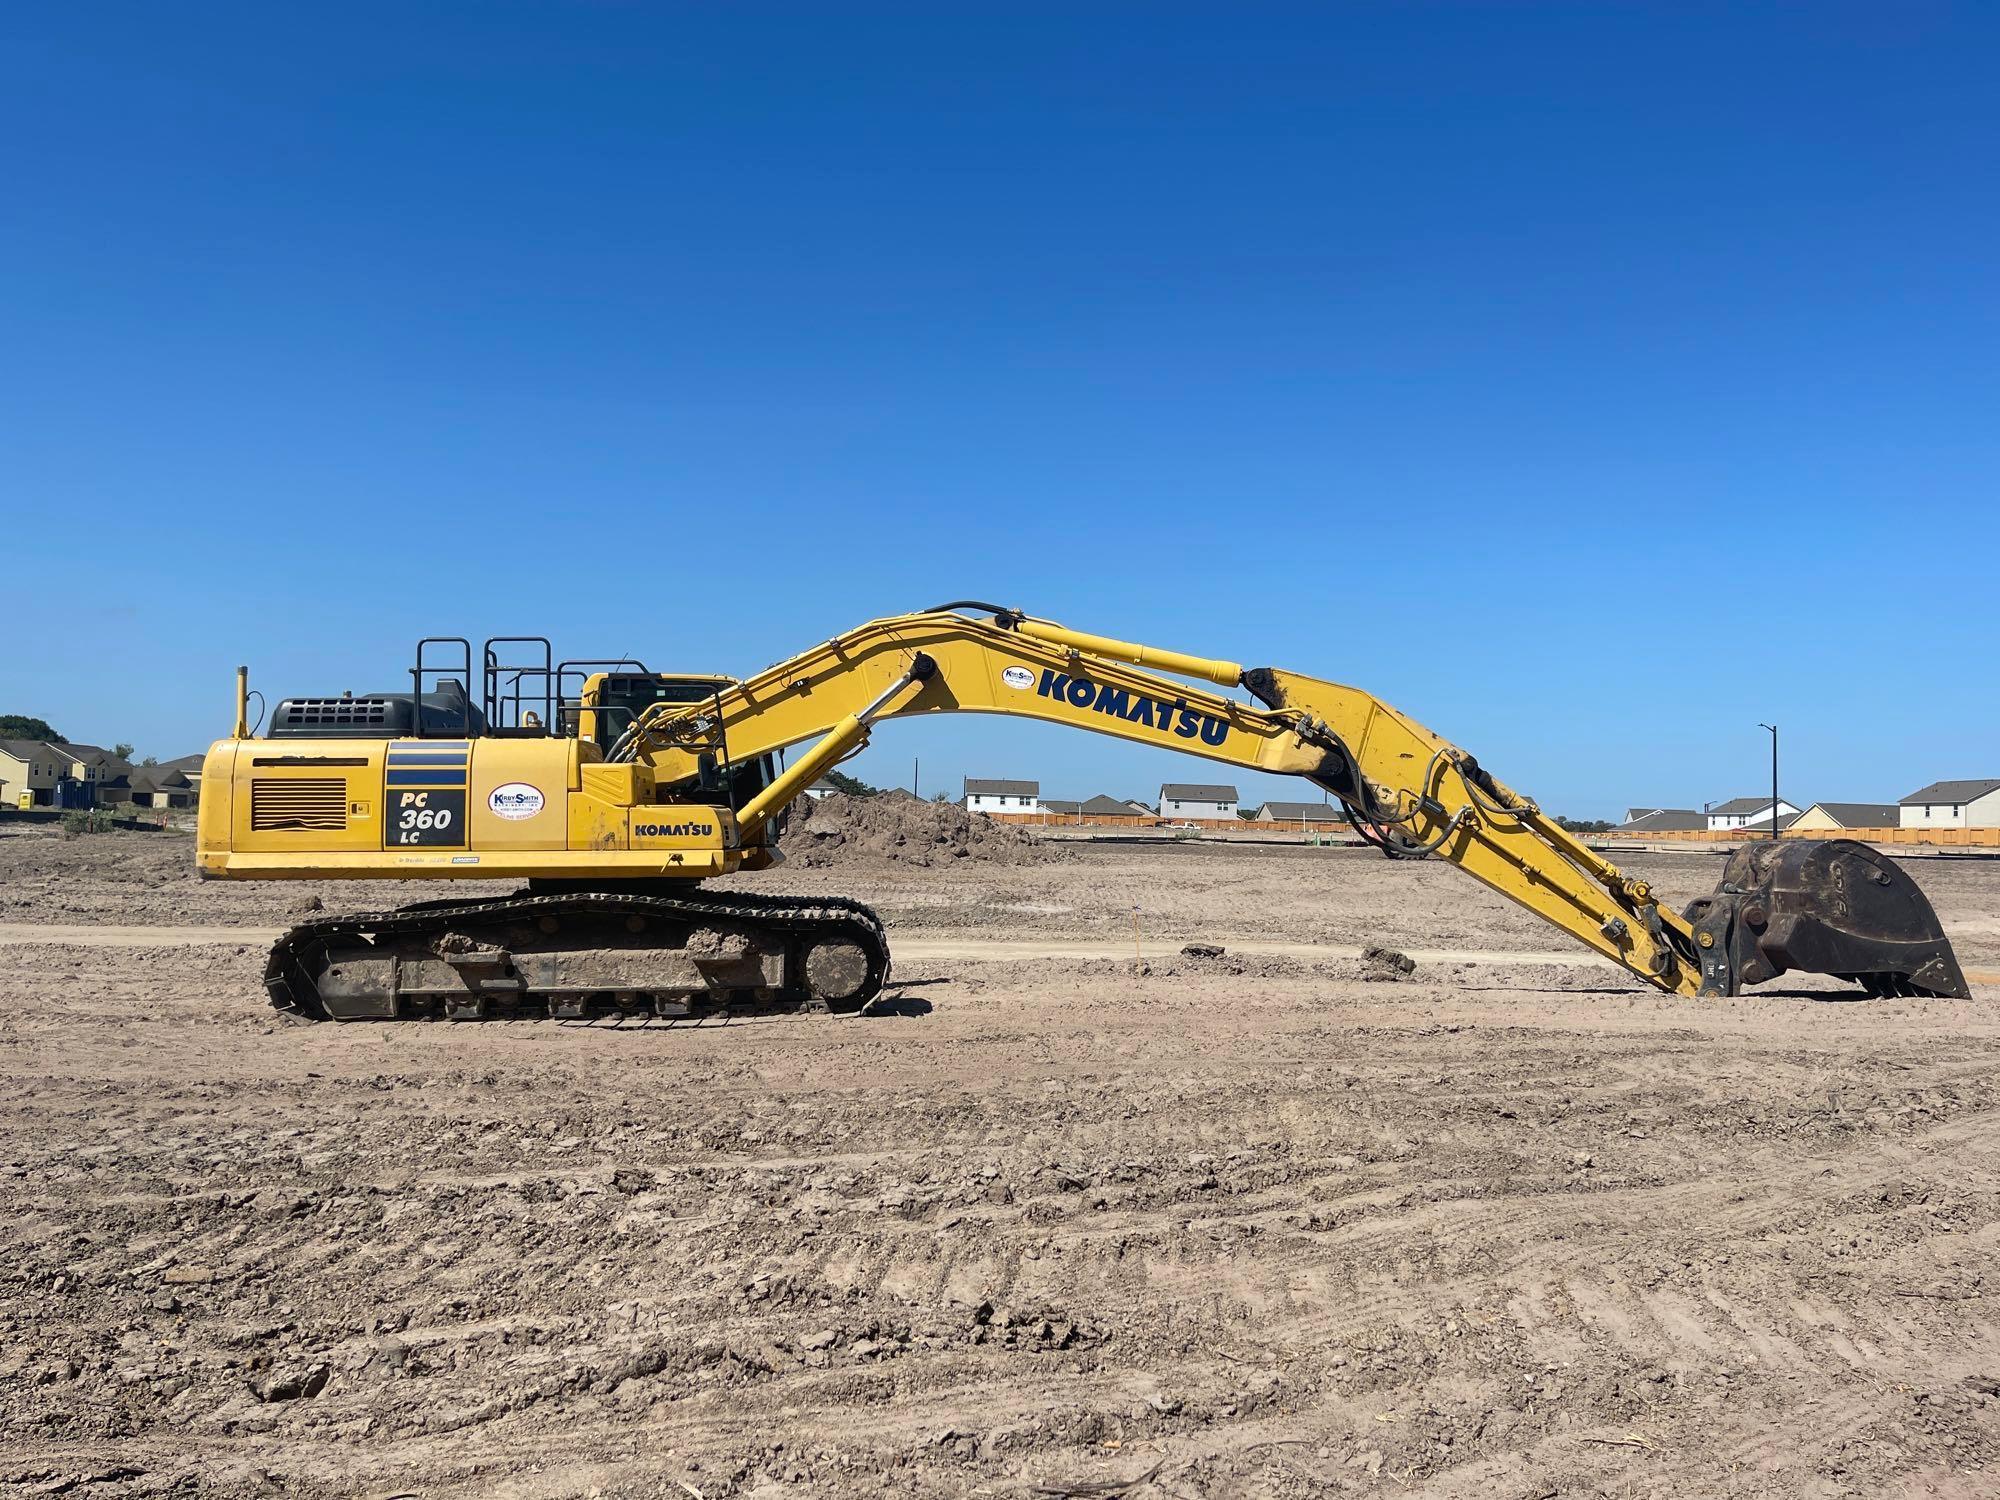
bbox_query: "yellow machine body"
[198,735,742,881]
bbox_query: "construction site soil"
[786,791,1066,870]
[3,819,1997,1498]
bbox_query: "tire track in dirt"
[6,833,2000,1496]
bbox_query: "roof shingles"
[1802,801,1899,826]
[1616,808,1706,831]
[1899,779,2000,807]
[1079,794,1141,816]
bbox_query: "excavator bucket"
[1684,838,1969,998]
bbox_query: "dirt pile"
[784,791,1065,869]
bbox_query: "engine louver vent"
[252,778,348,831]
[277,698,392,730]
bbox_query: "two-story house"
[48,743,135,804]
[1160,783,1237,820]
[0,741,63,807]
[1899,779,2000,830]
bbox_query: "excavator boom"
[618,604,1965,1002]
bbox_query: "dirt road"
[3,827,1997,1497]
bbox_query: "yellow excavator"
[196,604,1969,1020]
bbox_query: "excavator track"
[264,888,890,1023]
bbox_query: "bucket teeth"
[1689,839,1969,999]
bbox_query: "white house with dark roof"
[1160,782,1237,819]
[1899,779,2000,830]
[964,777,1039,815]
[1705,796,1801,832]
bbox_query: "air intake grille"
[252,778,348,831]
[277,698,391,730]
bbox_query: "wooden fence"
[1599,825,2000,848]
[982,810,1999,847]
[988,812,1350,833]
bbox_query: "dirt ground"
[3,823,1998,1498]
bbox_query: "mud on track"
[2,827,1999,1497]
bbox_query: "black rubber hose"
[921,600,1024,626]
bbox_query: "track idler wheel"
[803,939,873,1014]
[1684,838,1969,998]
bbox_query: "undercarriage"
[264,888,889,1021]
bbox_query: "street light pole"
[1759,723,1779,839]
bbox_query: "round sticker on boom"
[1001,665,1035,690]
[488,782,545,820]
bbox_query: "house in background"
[1160,783,1237,819]
[1038,799,1082,817]
[964,777,1039,814]
[48,743,134,805]
[1615,808,1706,832]
[1791,801,1899,832]
[1254,800,1346,824]
[1705,796,1801,832]
[128,765,197,809]
[1,741,211,812]
[50,742,133,784]
[1122,799,1153,816]
[803,779,838,801]
[1899,779,2000,830]
[160,753,207,801]
[0,741,63,807]
[1738,808,1801,833]
[1079,794,1143,818]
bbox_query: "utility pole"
[1771,725,1780,838]
[912,757,920,798]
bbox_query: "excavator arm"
[614,604,1968,1001]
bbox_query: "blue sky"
[3,3,1993,817]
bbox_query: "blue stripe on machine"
[386,768,469,785]
[387,753,470,766]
